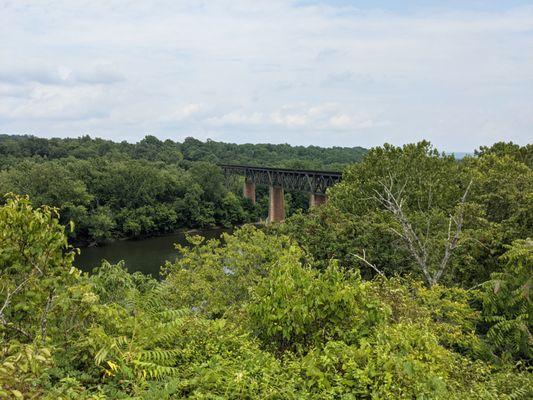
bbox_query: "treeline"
[0,141,531,398]
[0,134,366,170]
[0,135,365,244]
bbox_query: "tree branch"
[373,179,432,284]
[373,176,473,286]
[0,275,31,317]
[351,250,385,277]
[40,290,55,346]
[434,179,472,283]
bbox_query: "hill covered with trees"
[0,140,531,398]
[0,134,366,170]
[0,135,366,244]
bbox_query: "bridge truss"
[219,164,342,195]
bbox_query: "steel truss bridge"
[219,164,342,195]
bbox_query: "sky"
[0,1,532,151]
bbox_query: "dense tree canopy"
[0,194,531,398]
[0,139,531,398]
[0,157,252,244]
[0,135,366,244]
[0,134,365,170]
[280,141,532,287]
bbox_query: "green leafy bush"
[162,225,294,317]
[481,239,532,361]
[247,250,389,353]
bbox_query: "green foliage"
[475,141,533,168]
[1,139,532,398]
[178,136,366,168]
[86,206,116,241]
[0,343,53,399]
[481,239,532,361]
[285,140,532,288]
[0,132,365,170]
[357,323,455,399]
[0,194,78,343]
[467,153,533,242]
[0,134,366,244]
[328,141,476,285]
[0,161,92,240]
[248,253,387,353]
[0,157,255,244]
[162,225,291,317]
[279,204,410,277]
[452,367,533,400]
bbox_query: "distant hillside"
[0,134,367,171]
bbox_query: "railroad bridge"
[220,164,342,222]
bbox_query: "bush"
[247,251,388,353]
[481,239,532,362]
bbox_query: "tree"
[247,253,387,353]
[481,239,532,361]
[0,160,92,236]
[0,194,77,343]
[475,141,533,168]
[369,172,472,285]
[162,226,292,317]
[0,195,532,398]
[330,141,475,285]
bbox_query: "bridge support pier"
[309,193,327,207]
[243,179,256,204]
[268,186,285,223]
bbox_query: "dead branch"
[373,179,432,283]
[40,290,55,346]
[433,179,473,283]
[351,250,385,277]
[0,276,31,317]
[0,274,35,340]
[373,177,473,286]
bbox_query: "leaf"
[107,360,118,371]
[493,280,501,294]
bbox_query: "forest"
[0,135,366,245]
[0,139,532,399]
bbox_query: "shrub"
[247,251,388,353]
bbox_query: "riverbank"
[74,224,235,249]
[76,220,267,249]
[74,226,235,276]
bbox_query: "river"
[74,227,231,276]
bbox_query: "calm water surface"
[75,228,231,276]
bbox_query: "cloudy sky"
[1,1,532,151]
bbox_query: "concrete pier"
[309,193,327,207]
[268,186,285,222]
[243,179,256,204]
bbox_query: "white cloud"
[0,84,108,121]
[0,0,532,150]
[270,111,308,128]
[328,114,352,128]
[205,103,382,133]
[208,111,264,126]
[0,63,124,86]
[168,104,202,120]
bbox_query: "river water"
[74,227,231,276]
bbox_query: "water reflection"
[75,228,231,276]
